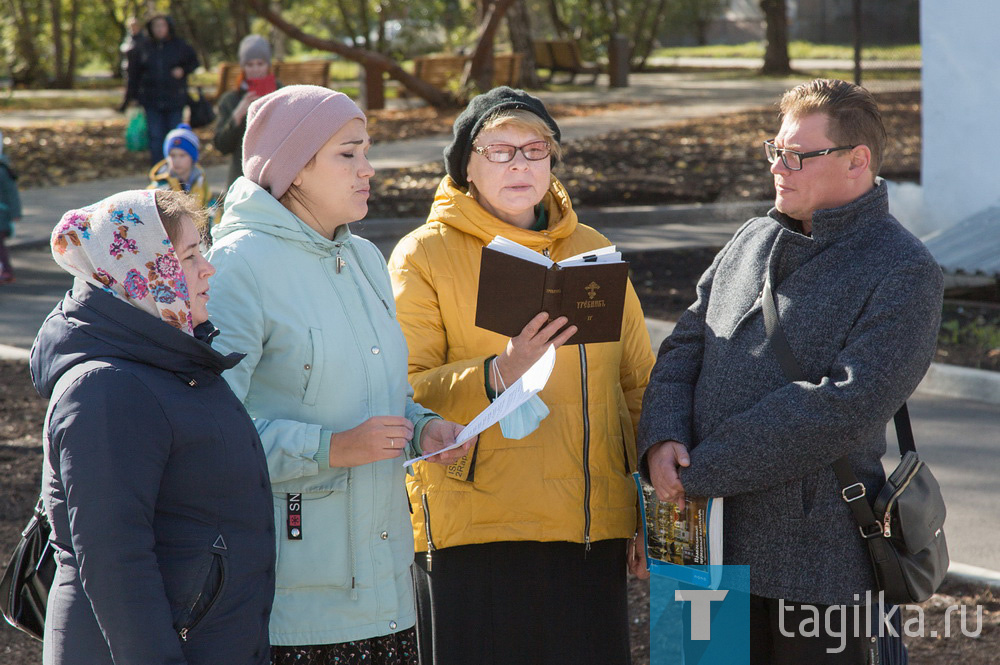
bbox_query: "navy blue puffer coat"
[30,281,275,665]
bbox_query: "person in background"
[31,189,275,665]
[123,14,199,164]
[148,123,211,205]
[118,16,147,80]
[214,35,280,192]
[0,130,23,284]
[638,79,943,664]
[387,86,655,665]
[205,85,474,664]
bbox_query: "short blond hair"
[154,190,207,245]
[477,109,563,162]
[779,79,886,175]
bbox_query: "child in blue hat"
[147,123,215,221]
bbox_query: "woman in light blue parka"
[205,85,474,665]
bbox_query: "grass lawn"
[652,41,921,61]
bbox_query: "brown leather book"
[475,245,629,345]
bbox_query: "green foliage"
[938,307,1000,369]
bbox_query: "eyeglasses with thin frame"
[473,140,551,163]
[763,139,857,171]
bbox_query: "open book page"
[404,345,557,467]
[634,472,724,589]
[557,245,623,266]
[487,236,553,267]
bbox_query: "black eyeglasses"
[473,141,551,163]
[763,140,856,171]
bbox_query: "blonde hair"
[779,78,887,175]
[154,190,207,245]
[476,109,563,162]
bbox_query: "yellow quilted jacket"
[387,176,654,554]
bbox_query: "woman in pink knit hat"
[204,85,474,664]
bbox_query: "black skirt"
[413,539,631,665]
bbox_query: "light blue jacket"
[206,177,438,646]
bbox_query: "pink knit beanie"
[242,85,366,199]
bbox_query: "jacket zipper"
[178,554,226,642]
[579,345,592,552]
[420,492,436,571]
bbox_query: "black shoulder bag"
[0,497,55,641]
[1,360,110,641]
[762,270,949,605]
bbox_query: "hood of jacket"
[144,14,178,42]
[428,175,579,250]
[212,176,353,256]
[31,280,242,400]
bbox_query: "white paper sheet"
[403,344,557,467]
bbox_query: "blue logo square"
[650,565,751,665]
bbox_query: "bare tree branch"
[461,0,517,93]
[246,0,457,108]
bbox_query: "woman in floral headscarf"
[29,189,275,665]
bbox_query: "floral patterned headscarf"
[51,190,195,335]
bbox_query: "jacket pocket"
[272,490,351,590]
[303,327,324,406]
[174,550,227,642]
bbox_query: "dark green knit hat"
[444,86,561,188]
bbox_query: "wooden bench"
[213,60,331,100]
[412,54,470,93]
[532,39,599,84]
[403,52,524,96]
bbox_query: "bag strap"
[762,270,909,539]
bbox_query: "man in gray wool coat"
[637,78,944,664]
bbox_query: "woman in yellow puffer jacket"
[387,87,655,665]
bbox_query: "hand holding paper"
[404,344,557,467]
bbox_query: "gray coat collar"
[767,178,888,246]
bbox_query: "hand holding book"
[490,311,576,393]
[647,440,691,511]
[476,236,629,345]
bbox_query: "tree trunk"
[506,0,540,88]
[357,0,372,48]
[247,0,457,108]
[50,0,66,87]
[65,0,80,89]
[335,0,359,46]
[171,0,211,71]
[633,0,669,69]
[229,0,251,44]
[461,0,517,94]
[546,0,570,39]
[629,0,652,63]
[760,0,791,75]
[270,0,287,61]
[606,0,622,34]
